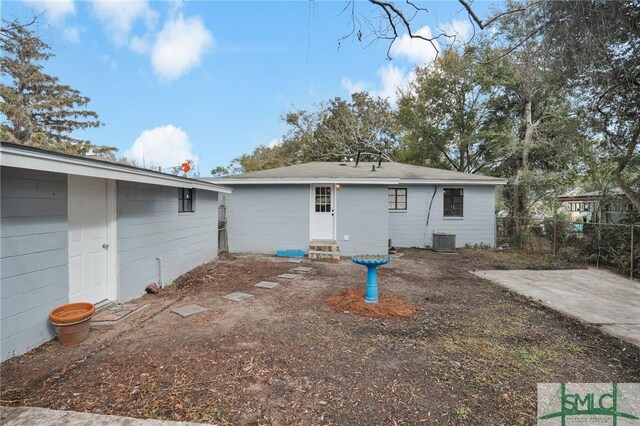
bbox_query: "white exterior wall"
[336,185,389,256]
[389,185,497,248]
[116,181,219,301]
[1,167,68,361]
[223,185,310,254]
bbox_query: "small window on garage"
[388,188,407,210]
[443,188,463,217]
[179,188,195,213]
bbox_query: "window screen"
[315,186,331,212]
[388,188,407,210]
[443,188,463,217]
[179,188,195,212]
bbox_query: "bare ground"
[1,249,639,425]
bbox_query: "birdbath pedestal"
[352,255,391,304]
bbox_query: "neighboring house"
[0,142,231,360]
[557,188,636,223]
[205,161,506,258]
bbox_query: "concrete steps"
[308,240,341,260]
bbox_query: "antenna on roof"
[377,152,383,168]
[355,149,362,167]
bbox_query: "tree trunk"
[612,166,640,212]
[512,98,533,234]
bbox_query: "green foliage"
[396,47,510,173]
[544,0,640,210]
[214,92,398,173]
[581,222,639,278]
[455,405,472,421]
[487,1,588,219]
[544,254,555,267]
[0,18,114,156]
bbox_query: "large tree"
[544,0,640,211]
[487,1,586,224]
[0,19,113,155]
[396,47,510,173]
[286,92,399,162]
[212,92,399,174]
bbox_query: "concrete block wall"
[0,167,68,361]
[388,184,497,248]
[336,185,389,256]
[224,185,310,254]
[116,181,218,301]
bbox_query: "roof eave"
[0,144,232,193]
[207,177,507,186]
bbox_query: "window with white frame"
[388,188,407,210]
[315,186,331,212]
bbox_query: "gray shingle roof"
[203,161,505,184]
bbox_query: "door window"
[315,186,331,212]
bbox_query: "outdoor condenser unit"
[432,233,456,253]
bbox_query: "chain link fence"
[496,217,639,280]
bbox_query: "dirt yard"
[2,249,639,425]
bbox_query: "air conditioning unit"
[432,233,456,253]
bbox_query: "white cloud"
[341,19,471,105]
[390,26,440,65]
[151,14,214,81]
[123,125,198,168]
[130,34,150,54]
[373,64,415,105]
[341,65,415,106]
[447,19,473,45]
[268,139,282,148]
[23,0,75,23]
[91,0,158,45]
[341,77,369,94]
[62,26,80,43]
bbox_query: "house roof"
[203,161,506,185]
[558,188,627,202]
[0,142,232,193]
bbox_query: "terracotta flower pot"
[49,302,96,346]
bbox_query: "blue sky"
[3,0,499,175]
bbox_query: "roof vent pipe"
[355,150,362,167]
[372,165,376,172]
[377,152,383,168]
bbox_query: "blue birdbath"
[352,255,391,304]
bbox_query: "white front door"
[310,184,335,240]
[68,175,109,304]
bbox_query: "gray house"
[1,142,231,360]
[207,162,506,258]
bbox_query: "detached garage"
[0,142,231,360]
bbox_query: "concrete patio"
[0,406,210,426]
[472,268,640,347]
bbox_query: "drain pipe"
[423,185,438,247]
[156,257,165,288]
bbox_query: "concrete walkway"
[471,268,640,347]
[0,406,212,426]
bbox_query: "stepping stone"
[277,273,299,280]
[255,281,279,289]
[171,304,208,318]
[222,292,254,302]
[293,267,314,273]
[287,259,303,264]
[92,303,149,329]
